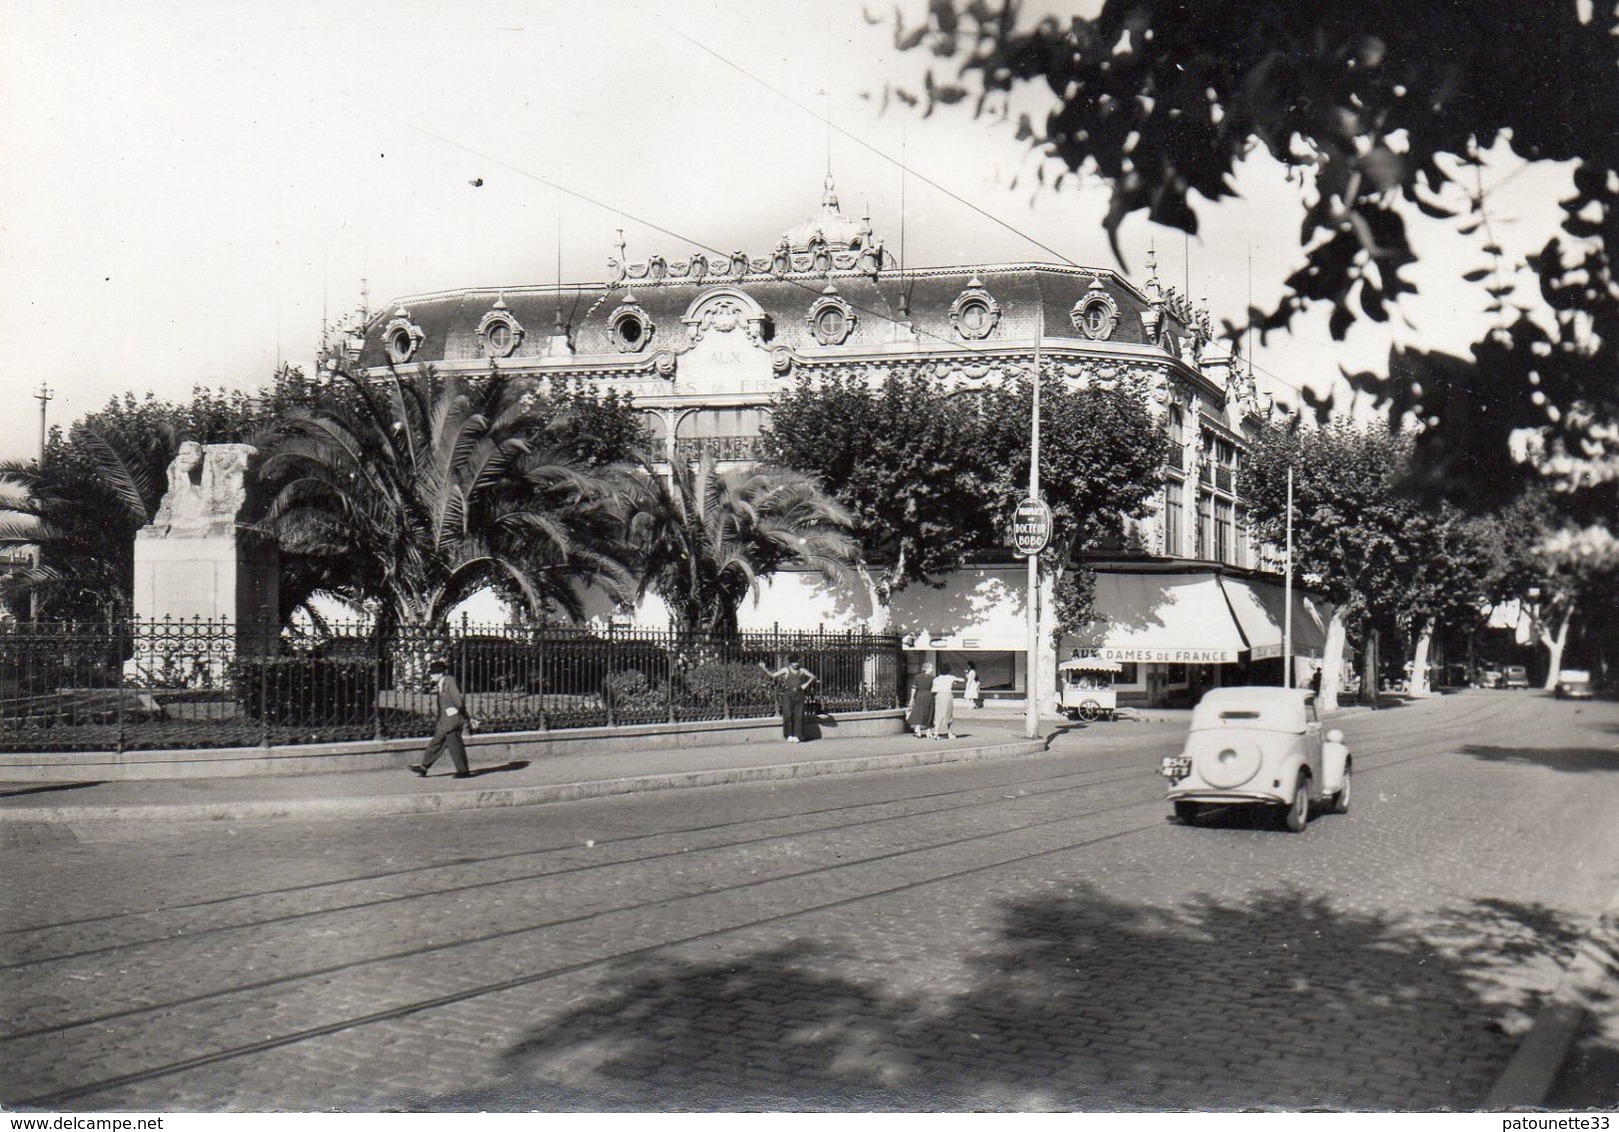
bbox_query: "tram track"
[8,694,1550,1107]
[2,692,1524,963]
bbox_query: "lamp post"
[34,382,52,461]
[1283,465,1294,689]
[1023,314,1045,741]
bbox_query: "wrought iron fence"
[0,617,904,753]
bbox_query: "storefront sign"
[1094,646,1238,664]
[1011,498,1052,557]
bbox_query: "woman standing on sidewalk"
[905,662,936,738]
[931,664,963,740]
[761,655,818,743]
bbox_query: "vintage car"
[1160,687,1351,832]
[1502,664,1531,689]
[1555,669,1594,700]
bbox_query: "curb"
[0,739,1047,824]
[1486,883,1619,1109]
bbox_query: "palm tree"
[629,454,861,639]
[0,429,168,621]
[258,368,634,635]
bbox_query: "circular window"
[609,302,655,353]
[805,291,855,346]
[1071,285,1120,341]
[950,284,1001,341]
[959,301,991,336]
[382,311,425,364]
[476,306,525,358]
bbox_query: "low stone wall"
[0,709,908,782]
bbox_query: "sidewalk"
[0,717,1059,824]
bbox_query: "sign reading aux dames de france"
[1011,498,1052,557]
[1091,646,1239,665]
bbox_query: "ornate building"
[353,179,1330,707]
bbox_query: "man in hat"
[409,659,471,778]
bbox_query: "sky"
[0,0,1577,465]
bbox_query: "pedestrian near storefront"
[905,662,936,737]
[964,662,982,709]
[931,664,963,739]
[761,655,818,742]
[409,659,471,779]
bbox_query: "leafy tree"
[764,369,1165,632]
[628,454,861,639]
[0,436,153,621]
[1243,421,1428,706]
[258,368,636,636]
[1474,490,1619,688]
[1387,506,1494,695]
[762,371,988,601]
[979,374,1168,633]
[885,1,1619,523]
[0,367,319,621]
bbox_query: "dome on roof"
[782,175,872,253]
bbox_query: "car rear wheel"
[1173,800,1202,825]
[1329,761,1352,815]
[1283,773,1311,832]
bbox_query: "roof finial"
[822,172,839,213]
[1144,242,1163,303]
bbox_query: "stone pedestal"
[126,442,279,684]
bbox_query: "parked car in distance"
[1502,665,1530,689]
[1160,687,1351,833]
[1555,669,1594,700]
[1477,667,1503,689]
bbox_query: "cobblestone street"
[4,690,1618,1111]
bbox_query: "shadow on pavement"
[1458,745,1619,775]
[0,781,104,799]
[483,884,1579,1112]
[467,761,531,778]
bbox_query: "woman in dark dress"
[905,662,936,737]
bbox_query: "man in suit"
[409,659,471,778]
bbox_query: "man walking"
[409,659,471,778]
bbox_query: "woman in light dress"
[963,662,982,709]
[931,664,963,739]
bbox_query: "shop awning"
[1074,573,1247,664]
[1219,577,1331,660]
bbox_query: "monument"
[127,442,279,682]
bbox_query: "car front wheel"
[1329,761,1352,815]
[1174,800,1202,825]
[1283,774,1311,832]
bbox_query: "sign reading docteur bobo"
[1011,498,1053,557]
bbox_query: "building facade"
[354,180,1330,707]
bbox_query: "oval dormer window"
[382,311,426,364]
[949,282,1001,342]
[617,314,645,349]
[609,301,655,353]
[476,307,524,358]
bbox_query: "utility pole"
[1024,312,1044,740]
[34,382,53,460]
[30,383,53,623]
[1283,465,1294,689]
